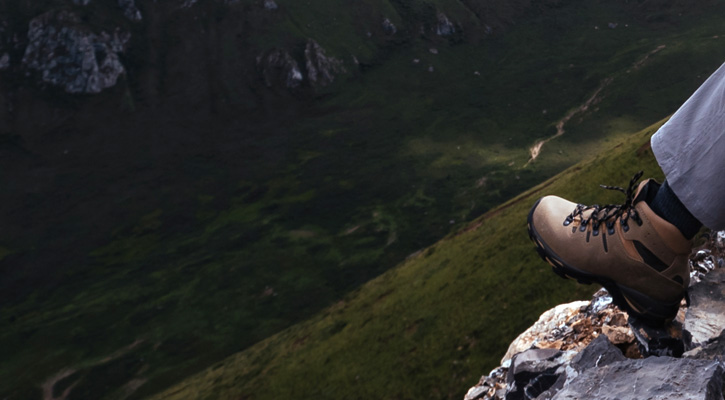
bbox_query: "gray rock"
[535,335,626,399]
[119,0,142,22]
[569,334,626,372]
[181,0,198,8]
[73,0,92,5]
[382,18,396,35]
[552,357,724,400]
[21,11,130,94]
[684,268,725,348]
[256,48,303,89]
[0,53,8,70]
[304,39,345,87]
[263,0,278,10]
[690,231,725,283]
[506,348,563,400]
[436,13,455,36]
[684,329,725,360]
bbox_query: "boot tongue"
[633,179,661,205]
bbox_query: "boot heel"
[617,284,681,325]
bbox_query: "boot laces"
[563,171,644,235]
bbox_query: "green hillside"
[2,0,725,399]
[153,120,666,399]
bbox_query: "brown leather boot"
[528,172,692,325]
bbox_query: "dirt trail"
[526,45,666,165]
[526,78,613,165]
[41,339,145,400]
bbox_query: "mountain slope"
[152,120,668,399]
[3,1,725,399]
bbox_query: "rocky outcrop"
[263,0,278,10]
[257,40,345,90]
[554,356,723,400]
[304,39,345,88]
[382,18,397,35]
[436,13,455,36]
[465,231,725,400]
[21,11,130,94]
[257,49,304,89]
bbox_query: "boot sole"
[527,199,680,326]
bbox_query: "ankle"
[648,180,702,240]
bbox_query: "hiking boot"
[527,172,692,326]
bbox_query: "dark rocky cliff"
[466,231,725,400]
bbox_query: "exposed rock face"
[465,231,725,400]
[505,348,576,400]
[552,357,724,400]
[684,268,725,348]
[73,0,92,5]
[436,13,455,36]
[119,0,142,22]
[256,48,303,89]
[304,39,345,87]
[382,18,397,35]
[257,41,345,90]
[690,231,725,284]
[502,290,634,364]
[21,11,130,94]
[264,0,278,10]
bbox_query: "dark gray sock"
[649,180,702,239]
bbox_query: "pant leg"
[651,62,725,230]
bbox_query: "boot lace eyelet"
[566,171,644,239]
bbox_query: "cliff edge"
[466,231,725,400]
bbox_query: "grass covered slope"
[153,120,667,399]
[5,2,725,398]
